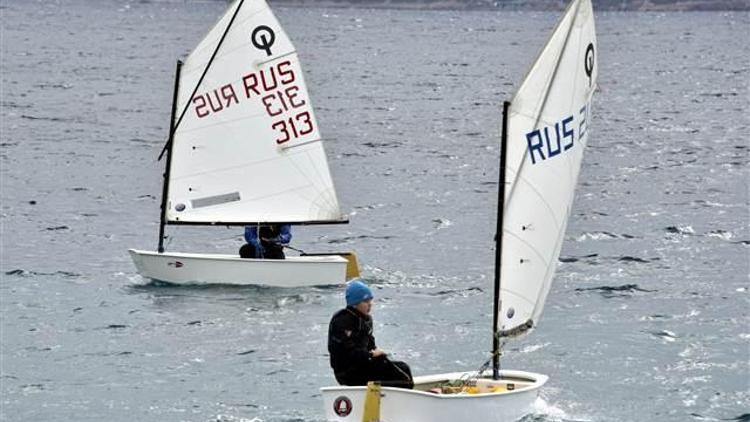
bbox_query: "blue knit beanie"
[345,279,373,307]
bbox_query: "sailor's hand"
[370,348,386,358]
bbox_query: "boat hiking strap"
[282,244,306,254]
[362,381,381,422]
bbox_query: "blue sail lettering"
[526,104,591,165]
[545,124,562,158]
[526,129,546,165]
[562,115,574,150]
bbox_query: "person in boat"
[239,224,291,260]
[327,280,414,389]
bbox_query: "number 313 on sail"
[272,111,314,144]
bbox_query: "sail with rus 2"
[321,0,598,421]
[128,0,360,287]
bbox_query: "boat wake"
[518,396,593,422]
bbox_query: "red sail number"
[273,111,314,144]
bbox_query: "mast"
[157,60,183,253]
[492,100,510,379]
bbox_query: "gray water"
[1,1,749,421]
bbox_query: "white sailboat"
[129,0,358,287]
[321,0,598,419]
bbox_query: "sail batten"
[164,0,344,225]
[495,0,597,337]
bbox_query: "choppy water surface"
[1,1,748,421]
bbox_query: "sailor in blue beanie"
[345,279,373,307]
[327,279,413,389]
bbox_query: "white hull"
[128,249,349,287]
[321,370,547,422]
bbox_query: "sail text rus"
[526,102,590,165]
[190,60,314,145]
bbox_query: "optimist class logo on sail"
[525,41,596,165]
[190,60,315,146]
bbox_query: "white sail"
[165,0,343,224]
[498,0,597,336]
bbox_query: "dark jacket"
[328,307,375,381]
